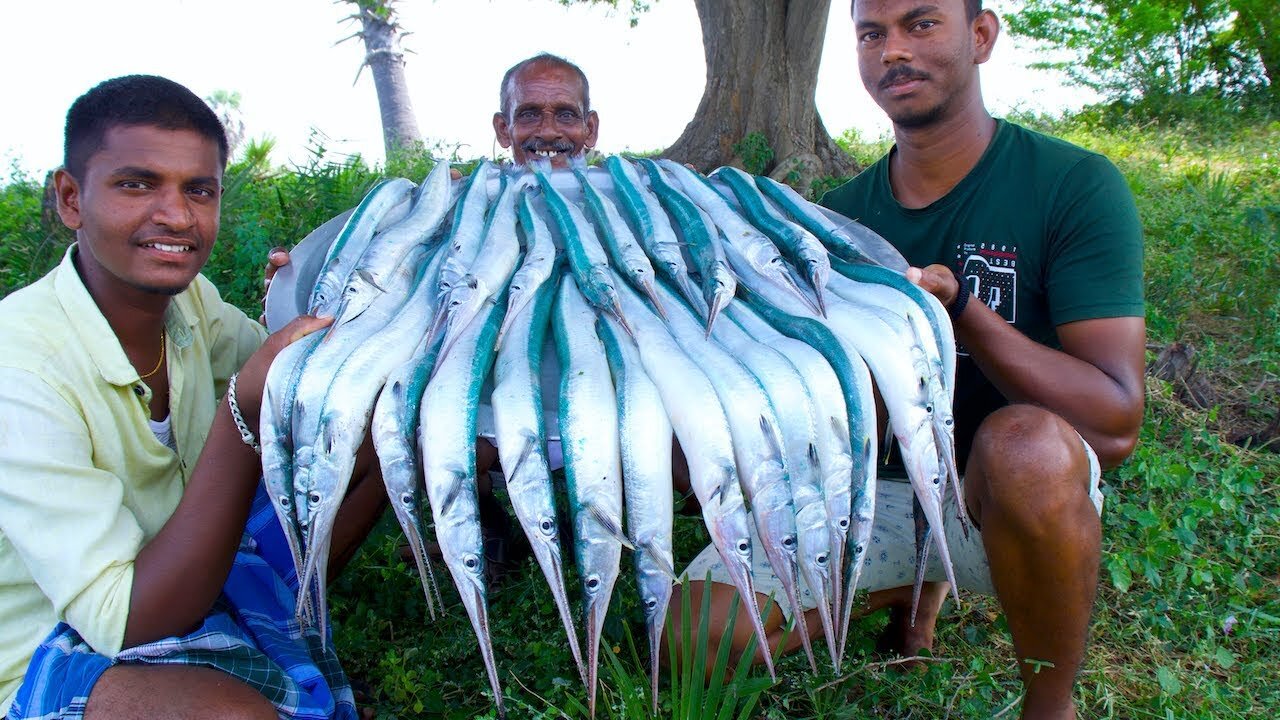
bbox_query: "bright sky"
[0,0,1093,180]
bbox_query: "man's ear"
[53,169,83,231]
[585,110,600,149]
[973,8,1000,65]
[493,112,513,149]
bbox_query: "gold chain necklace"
[138,329,167,380]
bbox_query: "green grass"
[1,104,1277,718]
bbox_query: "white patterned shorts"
[683,434,1103,618]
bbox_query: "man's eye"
[860,31,883,43]
[119,180,150,190]
[188,186,217,198]
[516,110,541,123]
[913,20,937,31]
[556,110,581,123]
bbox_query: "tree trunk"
[663,0,858,191]
[350,1,422,156]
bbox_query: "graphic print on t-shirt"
[956,242,1018,323]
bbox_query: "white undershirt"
[148,413,176,451]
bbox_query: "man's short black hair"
[851,0,982,20]
[63,75,229,180]
[498,53,591,118]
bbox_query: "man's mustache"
[521,138,575,154]
[880,65,930,89]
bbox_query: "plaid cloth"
[6,483,357,720]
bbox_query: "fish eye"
[838,518,849,529]
[539,518,556,536]
[309,492,321,506]
[400,492,413,506]
[855,544,864,554]
[817,553,828,565]
[280,495,292,508]
[782,536,796,548]
[737,540,750,553]
[925,404,934,413]
[586,576,600,591]
[644,597,658,610]
[933,476,941,485]
[464,554,479,570]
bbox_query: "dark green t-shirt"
[820,120,1143,467]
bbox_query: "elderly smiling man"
[493,53,600,167]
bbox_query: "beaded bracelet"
[227,372,262,455]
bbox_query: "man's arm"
[123,314,330,647]
[911,265,1145,468]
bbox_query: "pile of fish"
[261,155,963,718]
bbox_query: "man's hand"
[259,247,290,325]
[231,315,332,428]
[906,264,961,308]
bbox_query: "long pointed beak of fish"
[783,271,823,316]
[536,540,588,688]
[494,297,524,353]
[717,547,777,681]
[703,291,729,339]
[459,580,506,718]
[585,600,606,719]
[677,274,706,318]
[641,278,668,321]
[609,300,636,340]
[810,268,829,317]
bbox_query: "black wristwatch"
[948,270,970,321]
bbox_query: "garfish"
[419,284,510,718]
[635,158,736,334]
[436,161,497,299]
[602,156,700,311]
[711,309,835,670]
[431,171,523,369]
[609,271,775,680]
[652,280,808,654]
[297,243,444,643]
[725,241,960,620]
[657,159,817,314]
[753,174,910,273]
[308,177,415,317]
[730,285,878,665]
[553,275,624,717]
[488,263,586,685]
[331,159,455,331]
[534,163,634,337]
[496,187,556,350]
[712,166,832,316]
[573,159,666,318]
[596,311,675,711]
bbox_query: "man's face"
[55,124,222,299]
[493,62,599,168]
[853,0,995,129]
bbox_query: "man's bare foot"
[872,582,948,670]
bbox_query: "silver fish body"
[552,275,624,717]
[309,177,416,317]
[596,312,674,711]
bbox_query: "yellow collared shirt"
[0,245,267,710]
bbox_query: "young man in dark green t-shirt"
[674,1,1145,718]
[826,1,1145,717]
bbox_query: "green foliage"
[731,132,775,177]
[554,0,652,28]
[0,163,71,299]
[1004,0,1275,108]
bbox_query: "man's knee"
[968,405,1092,528]
[86,665,277,720]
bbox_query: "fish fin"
[439,468,468,515]
[588,504,634,550]
[639,540,678,581]
[758,415,785,463]
[808,442,820,469]
[355,269,387,293]
[507,433,538,482]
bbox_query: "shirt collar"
[52,244,197,387]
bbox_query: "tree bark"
[349,1,422,156]
[663,0,858,189]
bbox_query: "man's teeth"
[145,243,192,253]
[535,149,562,158]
